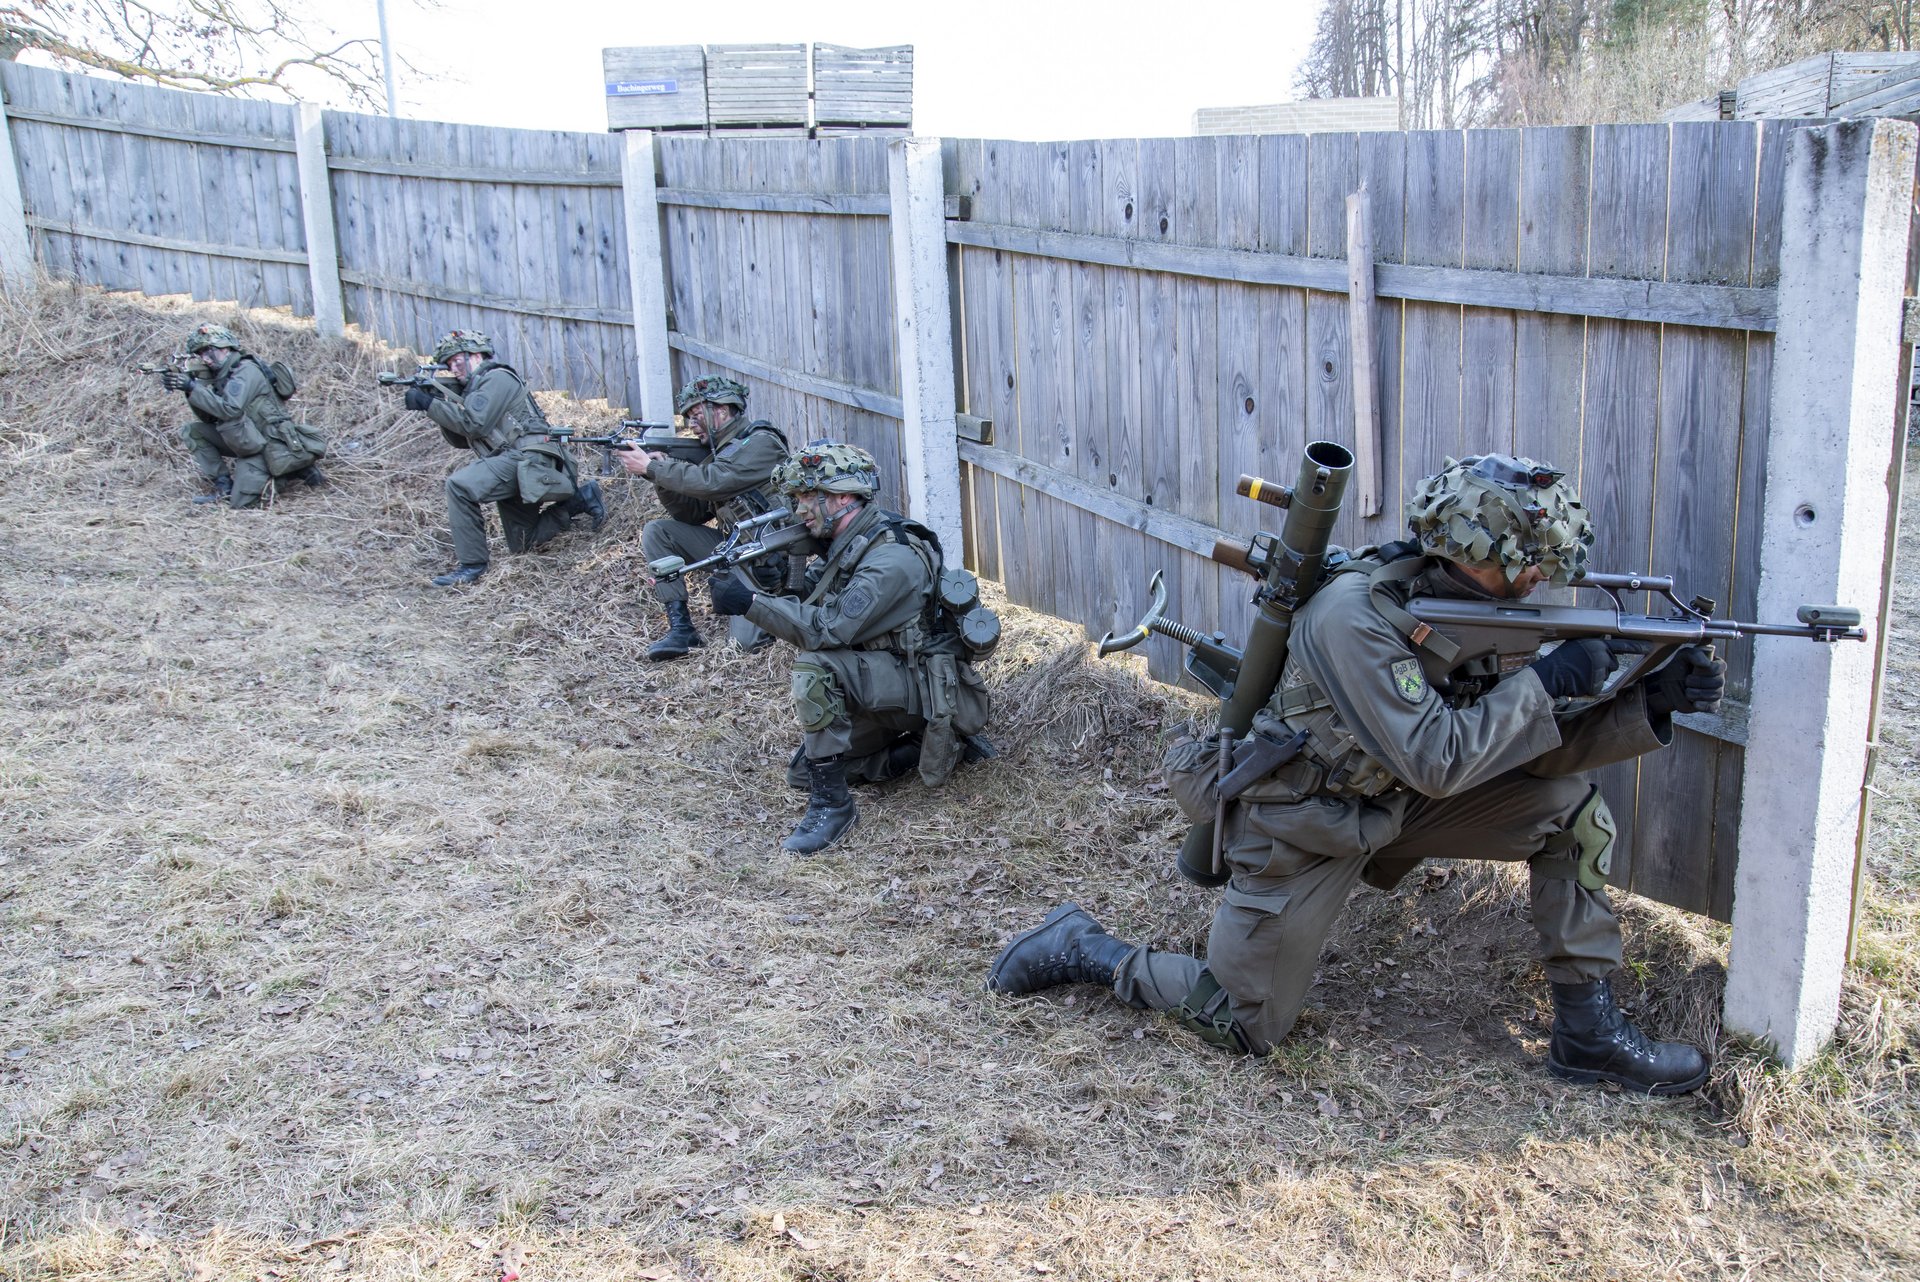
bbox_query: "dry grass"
[0,281,1915,1280]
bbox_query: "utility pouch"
[516,441,579,505]
[266,360,298,399]
[918,652,964,787]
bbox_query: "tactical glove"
[404,385,437,412]
[1529,638,1627,699]
[1644,646,1727,717]
[708,574,755,616]
[161,370,192,391]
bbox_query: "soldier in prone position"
[616,376,788,660]
[706,443,994,855]
[989,454,1727,1096]
[168,323,327,509]
[405,330,605,588]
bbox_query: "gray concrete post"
[0,86,36,294]
[1726,119,1917,1066]
[621,129,675,421]
[294,104,345,336]
[887,136,964,557]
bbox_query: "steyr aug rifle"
[646,507,816,586]
[132,351,194,378]
[545,420,709,475]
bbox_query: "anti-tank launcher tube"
[1177,440,1352,884]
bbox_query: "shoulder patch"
[839,585,875,619]
[1390,657,1427,704]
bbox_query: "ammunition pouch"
[516,441,580,506]
[1174,971,1257,1055]
[1531,786,1617,891]
[937,568,1002,660]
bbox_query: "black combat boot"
[431,563,487,587]
[1547,979,1708,1095]
[647,600,704,661]
[783,756,857,854]
[192,474,234,505]
[572,479,607,530]
[875,735,921,782]
[292,463,327,488]
[962,733,998,764]
[986,902,1134,996]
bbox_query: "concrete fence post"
[0,86,36,294]
[887,136,964,556]
[621,129,675,421]
[1726,118,1917,1066]
[294,103,345,336]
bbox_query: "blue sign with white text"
[606,80,678,97]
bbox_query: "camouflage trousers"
[182,421,318,509]
[787,648,928,785]
[1112,768,1625,1055]
[446,454,576,567]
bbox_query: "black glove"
[1528,638,1625,700]
[1644,646,1727,717]
[709,574,755,616]
[161,370,192,391]
[404,385,437,412]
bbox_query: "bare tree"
[1,0,385,107]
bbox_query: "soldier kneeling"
[708,443,995,854]
[169,323,326,509]
[988,453,1724,1096]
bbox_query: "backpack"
[263,359,298,400]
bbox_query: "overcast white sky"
[371,0,1318,140]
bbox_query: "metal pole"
[376,0,399,116]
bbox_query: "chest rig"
[1260,546,1511,799]
[804,508,941,658]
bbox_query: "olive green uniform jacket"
[179,354,324,508]
[639,418,787,606]
[1126,552,1671,1054]
[425,362,580,566]
[746,503,989,783]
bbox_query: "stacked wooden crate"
[812,44,913,136]
[602,46,709,132]
[705,43,809,135]
[1665,51,1920,121]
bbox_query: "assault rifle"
[377,363,454,392]
[1403,572,1865,712]
[132,352,195,378]
[546,420,710,474]
[1103,564,1866,715]
[647,507,816,584]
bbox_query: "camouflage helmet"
[431,330,494,364]
[1406,454,1594,585]
[183,323,240,354]
[675,375,749,414]
[774,442,880,499]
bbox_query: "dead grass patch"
[0,281,1915,1279]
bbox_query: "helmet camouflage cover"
[183,323,240,353]
[674,375,749,414]
[1406,453,1593,585]
[431,329,494,363]
[774,442,879,499]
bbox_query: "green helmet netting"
[432,330,495,363]
[184,323,240,353]
[774,442,880,498]
[674,375,749,414]
[1406,454,1594,585]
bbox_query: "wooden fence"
[0,62,644,415]
[2,62,1911,1060]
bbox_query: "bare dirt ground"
[0,284,1915,1281]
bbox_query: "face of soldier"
[1453,559,1548,599]
[198,347,235,373]
[686,402,736,443]
[445,352,482,382]
[793,490,859,539]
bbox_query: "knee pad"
[790,662,844,733]
[1532,786,1617,892]
[1174,971,1258,1055]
